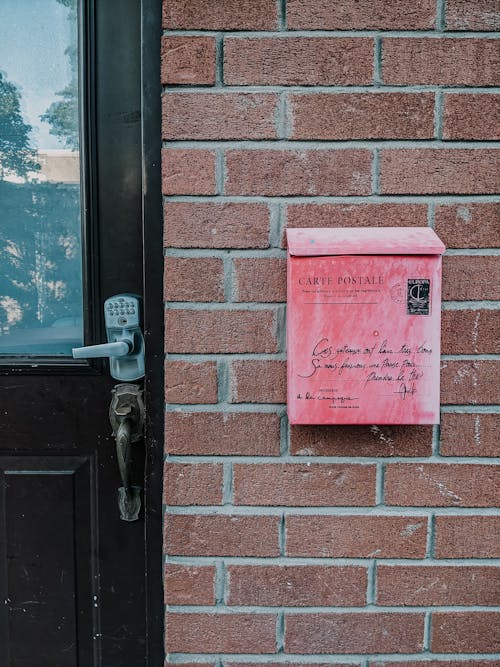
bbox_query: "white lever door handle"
[72,341,131,359]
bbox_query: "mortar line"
[223,255,234,302]
[215,33,224,86]
[166,301,284,309]
[216,359,230,403]
[426,513,436,558]
[164,248,287,259]
[374,36,382,86]
[165,505,500,516]
[215,561,225,605]
[163,138,500,149]
[436,0,446,32]
[278,91,288,139]
[279,513,286,556]
[279,414,290,456]
[269,202,282,248]
[371,148,380,195]
[167,655,500,664]
[222,462,233,505]
[162,29,500,38]
[166,299,500,309]
[435,89,444,140]
[166,402,287,414]
[442,301,500,310]
[166,555,500,566]
[444,248,500,255]
[163,84,500,94]
[424,610,432,652]
[427,200,435,228]
[367,561,376,604]
[278,0,287,31]
[164,193,500,203]
[166,603,500,613]
[375,463,385,506]
[432,423,440,456]
[165,454,500,464]
[215,148,225,195]
[276,610,285,652]
[276,304,287,354]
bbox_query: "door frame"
[141,0,165,663]
[0,0,164,661]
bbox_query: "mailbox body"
[286,228,446,425]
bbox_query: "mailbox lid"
[287,227,446,256]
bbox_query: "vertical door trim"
[141,0,164,663]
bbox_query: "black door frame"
[0,0,164,662]
[141,0,164,663]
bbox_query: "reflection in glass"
[0,0,82,355]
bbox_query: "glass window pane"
[0,0,83,355]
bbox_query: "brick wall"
[161,1,500,665]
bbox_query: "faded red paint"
[287,228,445,424]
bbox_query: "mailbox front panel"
[287,254,442,424]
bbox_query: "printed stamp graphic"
[407,278,430,315]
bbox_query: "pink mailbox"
[287,227,446,425]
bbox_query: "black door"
[0,1,163,664]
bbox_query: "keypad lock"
[72,294,145,381]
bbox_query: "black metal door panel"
[0,1,162,664]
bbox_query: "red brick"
[382,38,500,86]
[290,93,434,140]
[233,463,376,506]
[164,257,224,302]
[288,0,435,29]
[230,360,286,404]
[431,612,500,653]
[165,412,281,456]
[161,149,215,195]
[227,565,367,606]
[443,93,500,140]
[285,203,428,246]
[285,612,424,654]
[435,515,500,558]
[165,309,279,354]
[226,149,372,196]
[233,258,287,303]
[440,413,500,456]
[442,256,500,300]
[165,515,280,557]
[286,516,427,558]
[380,149,500,194]
[163,93,279,140]
[163,463,223,505]
[228,664,358,667]
[165,361,218,405]
[161,36,215,85]
[371,661,497,667]
[446,0,500,30]
[164,564,215,605]
[377,565,500,606]
[441,360,499,405]
[290,424,433,457]
[442,309,499,355]
[163,0,278,30]
[165,612,277,653]
[435,203,500,249]
[385,463,499,507]
[164,202,270,249]
[224,37,373,86]
[228,664,357,667]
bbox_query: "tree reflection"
[0,71,39,179]
[0,0,82,353]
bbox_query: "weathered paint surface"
[287,228,445,425]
